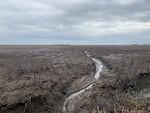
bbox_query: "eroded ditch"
[63,51,107,113]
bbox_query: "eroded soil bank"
[63,51,107,113]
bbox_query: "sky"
[0,0,150,45]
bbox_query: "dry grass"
[0,45,94,113]
[0,45,150,113]
[73,45,150,113]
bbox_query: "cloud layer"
[0,0,150,44]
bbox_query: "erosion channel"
[63,51,107,113]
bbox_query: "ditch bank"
[62,51,107,113]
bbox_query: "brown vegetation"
[74,45,150,113]
[0,45,150,113]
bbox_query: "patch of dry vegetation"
[74,45,150,113]
[0,46,94,113]
[0,45,150,113]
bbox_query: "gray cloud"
[0,0,150,44]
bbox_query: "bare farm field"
[0,45,150,113]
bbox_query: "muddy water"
[63,51,104,113]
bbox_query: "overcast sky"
[0,0,150,45]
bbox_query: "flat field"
[0,45,150,113]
